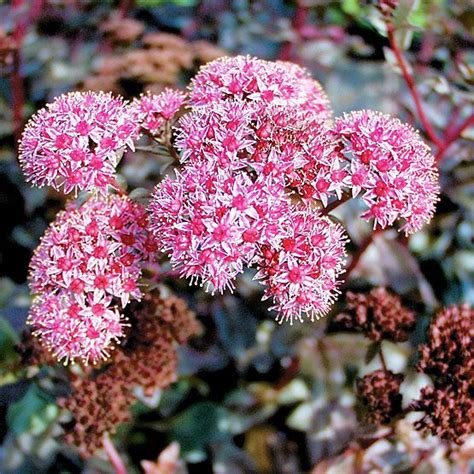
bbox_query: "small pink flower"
[28,292,124,365]
[19,91,140,194]
[28,195,156,364]
[254,205,347,324]
[175,99,346,205]
[189,55,332,121]
[334,110,439,233]
[131,89,186,135]
[148,160,290,294]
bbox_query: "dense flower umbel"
[131,88,186,135]
[418,304,473,389]
[413,383,474,445]
[356,369,404,425]
[255,206,347,323]
[189,55,332,120]
[332,287,416,342]
[28,195,157,364]
[335,110,439,233]
[149,160,291,294]
[413,305,473,444]
[19,91,139,194]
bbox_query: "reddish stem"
[379,347,388,371]
[11,0,26,142]
[11,0,44,143]
[11,49,24,143]
[386,23,443,149]
[118,0,134,18]
[343,228,382,280]
[322,193,351,214]
[435,113,474,162]
[103,433,128,474]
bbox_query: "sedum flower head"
[254,205,347,324]
[131,88,186,135]
[413,383,473,445]
[175,99,346,206]
[418,304,473,392]
[333,287,416,342]
[28,292,124,366]
[189,55,332,120]
[356,369,404,425]
[28,195,157,364]
[334,110,439,233]
[149,160,290,294]
[19,91,139,194]
[150,56,350,321]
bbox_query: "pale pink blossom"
[175,99,346,206]
[148,160,290,294]
[19,91,139,194]
[28,195,156,364]
[131,88,186,135]
[334,110,439,233]
[28,292,124,365]
[189,55,331,120]
[255,205,347,324]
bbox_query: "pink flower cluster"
[22,55,440,341]
[19,92,139,194]
[149,55,439,321]
[335,111,439,233]
[189,55,331,120]
[255,207,347,323]
[150,56,348,322]
[177,96,345,206]
[131,89,186,136]
[28,195,156,364]
[149,161,291,294]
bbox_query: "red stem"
[11,0,44,143]
[279,1,309,61]
[379,347,388,371]
[118,0,134,18]
[11,0,26,142]
[343,228,382,280]
[386,23,443,149]
[11,49,24,143]
[435,113,474,162]
[103,433,128,474]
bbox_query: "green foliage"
[7,384,58,436]
[0,317,20,385]
[167,402,231,460]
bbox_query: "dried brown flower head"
[101,15,145,44]
[412,383,474,445]
[418,304,473,389]
[60,373,132,456]
[356,369,404,424]
[333,287,416,342]
[82,28,225,97]
[60,292,198,457]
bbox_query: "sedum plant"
[19,55,439,367]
